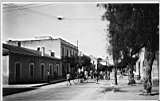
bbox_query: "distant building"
[89,55,97,70]
[135,47,159,80]
[7,37,78,77]
[3,44,62,84]
[135,47,145,79]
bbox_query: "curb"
[3,79,67,96]
[32,79,66,87]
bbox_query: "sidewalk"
[3,78,66,96]
[100,76,159,100]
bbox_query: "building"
[89,55,97,70]
[135,47,159,81]
[7,36,78,77]
[3,43,62,84]
[135,47,145,79]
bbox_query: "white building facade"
[7,36,78,77]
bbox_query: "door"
[15,63,21,82]
[41,64,45,80]
[29,63,34,81]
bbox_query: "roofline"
[58,38,77,49]
[3,43,60,60]
[7,37,78,49]
[7,38,55,42]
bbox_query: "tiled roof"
[3,44,60,60]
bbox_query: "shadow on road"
[101,87,128,93]
[139,92,159,96]
[3,87,38,96]
[139,89,159,96]
[150,92,159,96]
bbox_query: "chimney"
[41,47,45,56]
[18,41,21,47]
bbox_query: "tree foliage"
[100,4,159,65]
[99,3,159,91]
[80,55,91,67]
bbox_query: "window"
[37,47,40,51]
[40,63,45,80]
[62,47,64,57]
[66,49,69,57]
[15,62,21,81]
[49,64,53,75]
[70,50,72,57]
[51,52,55,57]
[29,63,34,79]
[56,64,59,76]
[73,51,74,56]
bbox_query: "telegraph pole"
[76,40,79,73]
[77,40,78,54]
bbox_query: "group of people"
[66,70,111,86]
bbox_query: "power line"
[3,4,102,21]
[3,4,35,9]
[3,4,53,12]
[5,8,101,21]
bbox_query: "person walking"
[90,70,93,79]
[66,72,71,86]
[95,71,99,84]
[80,71,84,83]
[84,70,88,82]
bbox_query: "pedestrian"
[84,70,88,82]
[66,72,71,86]
[100,71,103,80]
[95,71,99,84]
[90,70,93,79]
[80,71,84,83]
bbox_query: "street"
[3,77,159,101]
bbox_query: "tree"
[99,4,159,93]
[80,55,91,70]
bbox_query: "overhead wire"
[3,4,102,21]
[3,4,35,9]
[3,4,53,12]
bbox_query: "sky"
[2,3,110,59]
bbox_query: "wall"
[8,39,61,59]
[135,47,145,78]
[152,51,159,80]
[7,38,77,79]
[3,55,9,85]
[60,39,78,75]
[60,40,78,57]
[135,48,159,81]
[9,53,62,84]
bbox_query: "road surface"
[3,78,159,101]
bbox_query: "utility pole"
[76,40,79,72]
[77,40,78,54]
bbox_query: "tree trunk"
[143,49,155,94]
[128,64,136,85]
[114,65,118,85]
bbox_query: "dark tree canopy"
[80,55,91,67]
[100,4,159,64]
[99,3,159,89]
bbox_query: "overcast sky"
[3,3,110,58]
